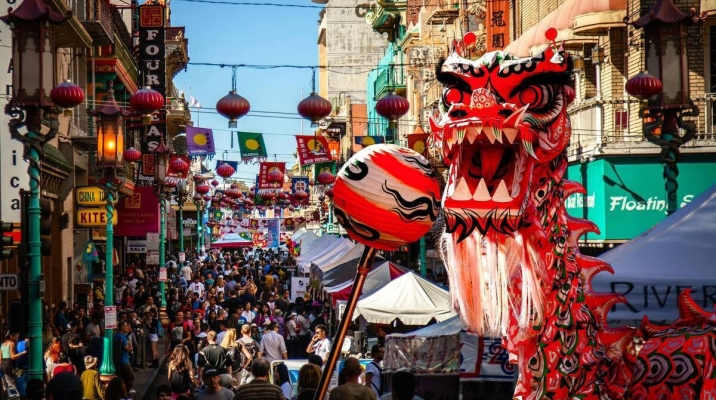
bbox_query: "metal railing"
[71,0,114,45]
[374,65,406,98]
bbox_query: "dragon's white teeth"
[456,128,466,144]
[523,141,537,159]
[492,126,503,144]
[503,127,518,144]
[452,177,472,201]
[482,126,497,144]
[473,178,491,201]
[492,180,512,203]
[465,125,480,144]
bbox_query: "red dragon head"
[433,46,574,335]
[431,47,572,240]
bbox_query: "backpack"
[239,338,259,369]
[156,320,166,338]
[225,346,242,371]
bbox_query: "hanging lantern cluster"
[195,183,211,195]
[325,185,334,199]
[625,71,663,101]
[216,162,235,179]
[375,92,410,124]
[130,86,165,125]
[51,80,85,116]
[170,157,189,174]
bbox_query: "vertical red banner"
[486,0,510,52]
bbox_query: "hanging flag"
[327,141,340,161]
[237,132,268,163]
[295,135,332,166]
[407,133,430,157]
[284,217,294,231]
[267,219,280,249]
[313,162,334,181]
[354,136,385,147]
[189,96,201,108]
[186,126,216,156]
[249,219,259,230]
[258,161,286,189]
[291,176,310,202]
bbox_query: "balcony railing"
[424,79,442,107]
[72,0,113,45]
[374,65,406,99]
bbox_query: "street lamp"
[153,140,171,326]
[89,82,130,379]
[1,0,78,381]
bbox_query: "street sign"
[159,267,167,281]
[0,274,19,291]
[146,232,160,251]
[105,306,117,329]
[76,208,118,227]
[127,240,147,253]
[76,186,108,206]
[147,251,159,265]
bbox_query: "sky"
[170,0,323,184]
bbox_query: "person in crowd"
[260,322,288,362]
[156,384,172,400]
[329,357,376,400]
[307,355,324,369]
[293,363,322,400]
[275,363,293,399]
[295,308,311,358]
[193,368,234,400]
[1,331,26,378]
[54,302,69,336]
[234,357,287,400]
[44,336,61,381]
[168,345,195,398]
[144,310,161,368]
[379,370,423,400]
[46,369,83,400]
[114,321,133,374]
[220,328,250,390]
[197,331,228,381]
[166,311,193,354]
[365,344,386,398]
[237,324,261,386]
[306,324,330,364]
[80,356,102,400]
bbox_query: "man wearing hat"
[80,356,102,400]
[194,368,234,400]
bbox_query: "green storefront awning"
[565,155,716,242]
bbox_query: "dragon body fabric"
[430,46,716,399]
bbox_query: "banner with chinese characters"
[258,162,286,189]
[291,177,310,204]
[295,135,332,166]
[267,219,280,249]
[354,136,385,146]
[186,126,215,156]
[407,134,429,157]
[238,132,267,163]
[486,0,509,51]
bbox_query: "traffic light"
[0,222,14,260]
[40,198,52,257]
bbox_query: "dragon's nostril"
[450,110,468,118]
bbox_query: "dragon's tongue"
[480,147,505,181]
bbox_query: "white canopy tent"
[592,183,716,324]
[294,231,320,256]
[295,235,338,264]
[291,227,307,241]
[385,316,514,381]
[354,272,457,325]
[325,261,409,305]
[297,238,354,274]
[311,243,366,283]
[211,233,253,249]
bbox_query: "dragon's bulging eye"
[443,86,466,106]
[520,85,551,109]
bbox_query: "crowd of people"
[0,246,422,400]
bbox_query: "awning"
[505,0,626,57]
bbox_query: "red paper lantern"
[193,194,203,202]
[261,190,276,201]
[297,92,332,124]
[50,80,85,109]
[325,186,334,199]
[267,167,284,184]
[124,147,141,163]
[277,192,288,200]
[317,170,336,185]
[203,195,212,202]
[625,71,663,100]
[170,158,189,174]
[195,184,210,195]
[226,188,242,199]
[333,143,440,251]
[216,90,250,128]
[294,190,309,201]
[211,179,220,187]
[216,162,235,178]
[375,92,410,123]
[130,86,164,115]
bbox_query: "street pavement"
[133,339,167,400]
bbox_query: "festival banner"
[249,219,259,230]
[295,135,332,166]
[237,132,267,163]
[313,162,335,181]
[114,186,159,236]
[354,136,385,146]
[186,126,216,156]
[486,0,510,52]
[267,219,280,249]
[284,217,294,231]
[291,177,310,200]
[327,141,340,160]
[407,134,429,157]
[258,161,286,189]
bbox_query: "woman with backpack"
[167,345,195,399]
[219,328,251,390]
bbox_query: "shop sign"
[76,186,108,206]
[565,156,716,241]
[76,208,118,227]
